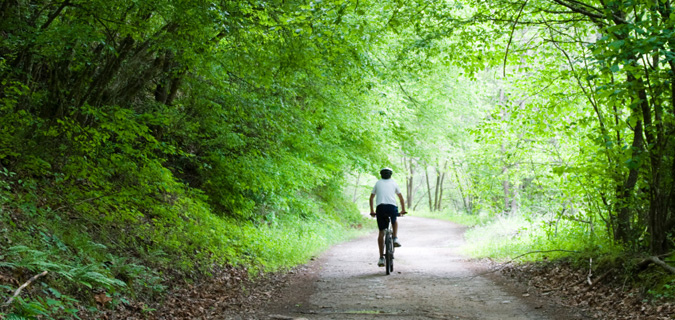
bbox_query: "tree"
[463,0,675,253]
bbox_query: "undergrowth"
[416,208,619,262]
[461,213,619,261]
[451,211,675,301]
[0,172,366,319]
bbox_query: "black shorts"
[376,204,399,230]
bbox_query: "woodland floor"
[5,217,673,319]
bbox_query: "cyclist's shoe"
[393,237,402,247]
[378,257,385,267]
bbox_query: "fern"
[2,245,125,292]
[1,245,127,319]
[64,266,125,289]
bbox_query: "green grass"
[233,214,368,272]
[411,209,493,226]
[461,214,619,262]
[410,208,620,264]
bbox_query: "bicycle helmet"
[380,167,393,179]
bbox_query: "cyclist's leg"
[390,208,400,246]
[390,206,399,237]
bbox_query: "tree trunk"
[502,177,510,215]
[437,172,446,211]
[649,194,669,254]
[433,166,441,212]
[406,157,414,208]
[352,172,361,203]
[501,139,511,215]
[425,165,433,211]
[614,75,645,244]
[80,35,136,108]
[510,181,519,214]
[452,160,470,214]
[509,163,520,214]
[643,66,672,254]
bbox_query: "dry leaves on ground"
[498,261,674,320]
[100,265,298,320]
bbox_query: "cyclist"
[369,167,407,267]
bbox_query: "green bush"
[0,167,366,318]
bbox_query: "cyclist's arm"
[369,193,376,216]
[397,193,406,214]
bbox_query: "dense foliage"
[367,0,675,257]
[2,0,674,317]
[449,0,675,256]
[0,0,410,317]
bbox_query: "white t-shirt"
[371,179,401,206]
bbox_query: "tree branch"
[503,0,529,77]
[550,0,623,26]
[637,256,675,275]
[471,250,579,279]
[397,81,420,107]
[552,0,604,16]
[40,0,72,31]
[3,271,49,306]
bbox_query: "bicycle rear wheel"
[385,232,393,275]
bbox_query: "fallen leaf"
[94,293,112,306]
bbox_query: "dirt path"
[260,216,588,320]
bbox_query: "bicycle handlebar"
[370,211,407,216]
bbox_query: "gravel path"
[262,216,587,320]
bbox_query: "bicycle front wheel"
[388,243,394,273]
[389,252,394,273]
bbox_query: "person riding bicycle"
[369,167,407,267]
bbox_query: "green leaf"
[608,39,625,50]
[552,166,566,176]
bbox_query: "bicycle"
[371,211,405,275]
[383,217,395,275]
